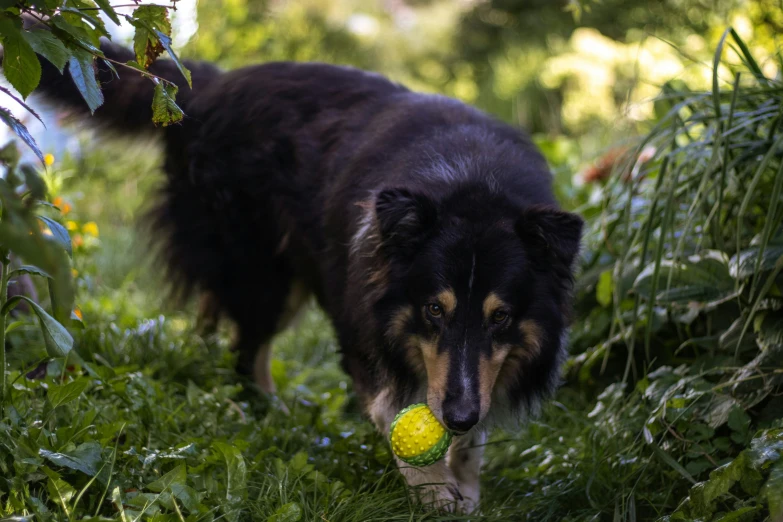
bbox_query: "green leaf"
[763,461,783,520]
[214,442,247,503]
[266,502,302,522]
[20,164,47,199]
[22,29,70,73]
[5,320,26,334]
[0,16,41,98]
[39,441,102,476]
[130,6,171,69]
[596,270,613,307]
[67,49,103,114]
[0,107,44,163]
[50,16,103,55]
[730,238,783,280]
[94,0,121,25]
[10,264,52,279]
[9,295,73,357]
[151,81,183,126]
[147,464,186,493]
[153,29,191,87]
[47,376,89,408]
[634,251,736,306]
[38,216,73,258]
[44,468,76,516]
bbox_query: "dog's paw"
[411,481,463,513]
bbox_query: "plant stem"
[0,250,9,415]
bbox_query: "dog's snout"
[442,393,480,433]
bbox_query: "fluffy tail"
[34,37,220,132]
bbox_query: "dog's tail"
[31,33,220,133]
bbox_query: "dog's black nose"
[442,396,479,433]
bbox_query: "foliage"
[0,142,76,415]
[0,0,191,160]
[564,28,783,520]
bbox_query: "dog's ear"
[375,188,438,256]
[516,206,584,268]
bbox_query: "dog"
[30,35,583,513]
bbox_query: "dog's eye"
[492,311,509,324]
[427,304,442,317]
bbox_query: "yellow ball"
[389,403,452,466]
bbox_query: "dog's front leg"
[368,388,462,512]
[447,430,487,513]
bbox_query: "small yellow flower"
[44,153,55,167]
[66,221,78,231]
[71,268,79,278]
[73,307,83,320]
[82,221,99,237]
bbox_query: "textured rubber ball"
[388,403,452,466]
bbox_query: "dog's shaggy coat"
[31,38,583,512]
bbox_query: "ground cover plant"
[1,1,783,521]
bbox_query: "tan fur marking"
[436,289,457,316]
[519,319,543,358]
[482,292,508,321]
[478,344,511,417]
[420,339,449,422]
[494,319,545,390]
[386,306,413,342]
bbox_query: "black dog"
[32,37,583,512]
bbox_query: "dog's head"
[373,185,583,433]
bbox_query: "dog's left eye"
[427,304,442,317]
[492,311,509,324]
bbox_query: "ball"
[389,403,452,466]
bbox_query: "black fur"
[30,39,583,429]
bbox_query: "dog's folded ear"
[375,188,438,256]
[516,206,584,268]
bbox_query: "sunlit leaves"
[152,81,184,126]
[0,16,41,99]
[22,29,70,73]
[130,5,171,69]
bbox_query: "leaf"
[634,251,736,306]
[39,441,102,476]
[596,270,613,307]
[153,29,191,87]
[147,464,187,493]
[20,164,47,199]
[266,502,302,522]
[38,216,73,258]
[67,49,104,114]
[94,0,121,25]
[22,29,70,73]
[8,295,73,357]
[214,442,247,503]
[47,377,89,407]
[0,85,44,125]
[151,81,183,126]
[45,469,76,516]
[5,320,26,334]
[50,16,103,56]
[763,461,783,520]
[727,405,751,442]
[130,6,171,69]
[0,107,44,163]
[10,264,51,279]
[0,17,42,98]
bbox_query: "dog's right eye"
[426,304,442,317]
